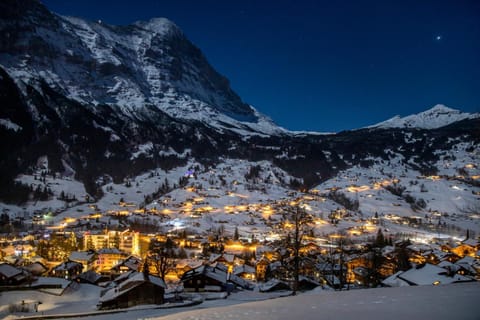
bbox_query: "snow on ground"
[2,283,477,320]
[0,283,102,318]
[314,148,480,238]
[152,283,480,320]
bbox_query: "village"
[1,193,479,312]
[1,154,479,315]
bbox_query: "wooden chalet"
[181,263,229,292]
[0,263,27,285]
[98,271,166,309]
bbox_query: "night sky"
[42,0,480,132]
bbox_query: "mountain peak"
[428,104,456,113]
[368,105,479,130]
[133,17,180,36]
[0,1,283,135]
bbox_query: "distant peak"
[367,104,479,130]
[133,17,180,35]
[424,104,459,114]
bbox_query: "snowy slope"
[1,282,478,320]
[368,104,480,129]
[0,0,283,135]
[314,140,480,240]
[153,283,479,320]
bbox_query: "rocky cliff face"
[0,0,277,133]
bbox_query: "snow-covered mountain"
[368,104,479,129]
[0,0,282,135]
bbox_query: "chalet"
[450,241,478,258]
[299,257,317,278]
[110,255,141,277]
[175,259,204,277]
[382,263,474,287]
[454,256,479,277]
[424,249,457,264]
[258,279,291,292]
[209,253,244,271]
[75,270,106,285]
[181,264,228,292]
[23,261,48,276]
[96,248,128,275]
[255,256,270,281]
[233,264,256,280]
[69,250,97,272]
[352,266,370,286]
[267,260,288,280]
[51,260,83,279]
[322,274,341,289]
[297,276,320,291]
[229,272,255,290]
[98,271,166,310]
[0,263,27,285]
[300,242,323,255]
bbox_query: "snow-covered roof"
[437,261,460,273]
[23,262,48,274]
[455,256,475,266]
[54,260,82,271]
[176,259,203,270]
[76,270,103,283]
[461,239,479,247]
[112,270,135,283]
[228,273,254,289]
[112,255,141,271]
[69,251,96,262]
[381,271,410,287]
[204,265,228,284]
[397,264,472,285]
[97,248,124,255]
[0,263,22,278]
[233,264,255,275]
[100,271,166,303]
[259,279,291,292]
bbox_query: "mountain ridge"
[367,104,479,130]
[0,0,282,136]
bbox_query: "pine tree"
[234,227,239,241]
[375,229,386,247]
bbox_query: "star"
[435,35,442,41]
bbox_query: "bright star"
[435,35,442,41]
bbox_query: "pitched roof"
[69,251,96,262]
[76,270,103,283]
[259,279,291,292]
[97,248,124,255]
[54,260,82,271]
[111,256,141,271]
[0,263,22,278]
[461,239,479,247]
[100,272,166,303]
[382,271,410,287]
[397,263,472,285]
[181,264,228,284]
[233,264,255,275]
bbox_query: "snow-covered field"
[1,283,478,320]
[154,282,480,320]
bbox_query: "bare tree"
[280,203,314,295]
[146,238,176,280]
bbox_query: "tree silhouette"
[280,203,314,295]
